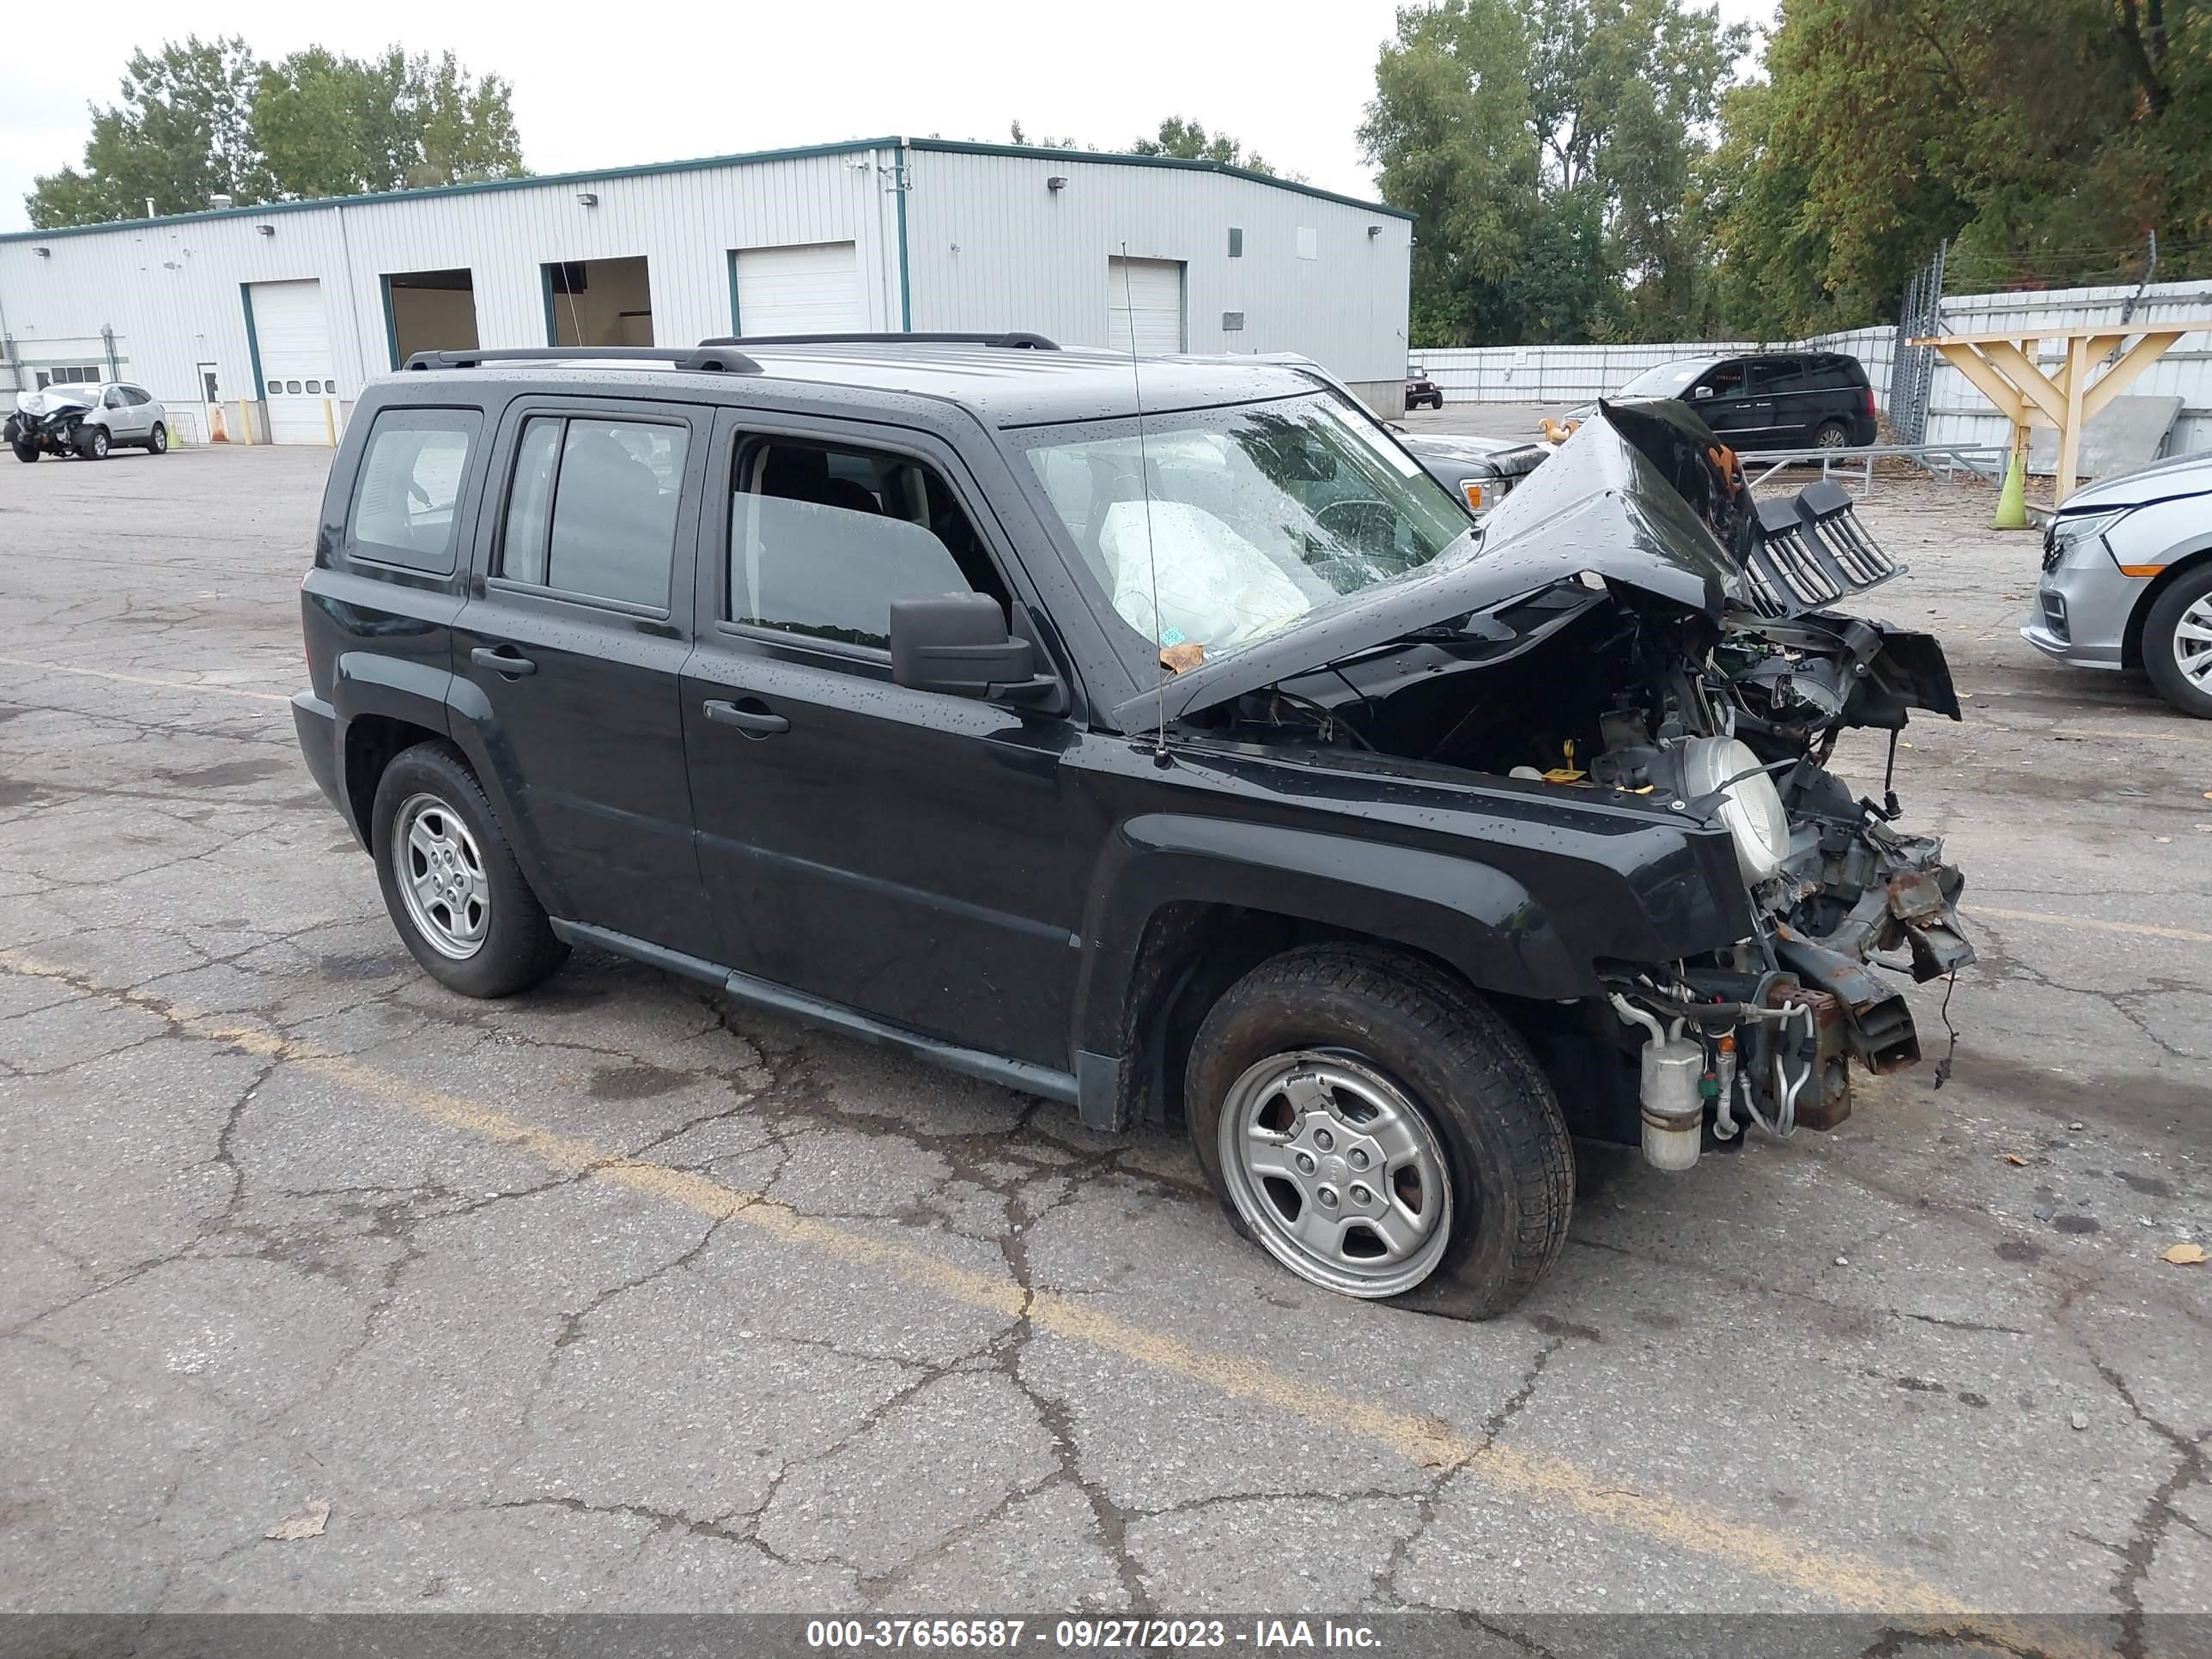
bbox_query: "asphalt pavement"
[1,430,2208,1650]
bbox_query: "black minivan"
[1589,351,1879,450]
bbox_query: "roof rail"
[401,345,763,374]
[696,331,1060,352]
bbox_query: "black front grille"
[1746,481,1899,618]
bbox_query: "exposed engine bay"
[1188,399,1977,1166]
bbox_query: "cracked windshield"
[1021,393,1472,660]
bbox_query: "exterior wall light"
[255,224,276,237]
[1046,176,1068,192]
[33,246,51,258]
[1368,225,1382,237]
[576,192,599,207]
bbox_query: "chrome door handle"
[471,646,537,677]
[703,698,788,737]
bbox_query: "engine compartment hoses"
[1712,1030,1741,1141]
[1768,1000,1813,1138]
[1608,993,1667,1045]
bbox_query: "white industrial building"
[0,136,1414,445]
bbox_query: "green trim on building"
[239,284,265,399]
[726,249,742,335]
[906,138,1416,221]
[0,137,902,244]
[540,264,559,347]
[378,275,400,370]
[0,133,1413,247]
[894,149,912,331]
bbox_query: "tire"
[1185,944,1573,1319]
[369,741,568,997]
[11,443,35,464]
[148,422,167,454]
[1813,419,1851,450]
[80,427,109,460]
[2142,562,2212,719]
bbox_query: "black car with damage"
[290,337,1975,1317]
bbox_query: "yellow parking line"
[0,652,290,705]
[1971,906,2212,945]
[0,945,2100,1639]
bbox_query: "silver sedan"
[2025,452,2212,716]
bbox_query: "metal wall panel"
[0,145,1412,436]
[903,149,1413,381]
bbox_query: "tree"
[1130,115,1281,177]
[1008,119,1085,149]
[408,52,526,187]
[1361,0,1542,344]
[27,37,524,228]
[1706,0,2212,337]
[1361,0,1749,345]
[28,37,265,226]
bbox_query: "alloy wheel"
[1217,1048,1453,1297]
[393,793,490,959]
[2176,595,2212,691]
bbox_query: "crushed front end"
[1189,398,1975,1166]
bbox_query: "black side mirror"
[889,594,1062,711]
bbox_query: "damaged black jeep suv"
[293,335,1974,1317]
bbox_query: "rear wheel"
[149,422,167,454]
[2142,563,2212,719]
[1813,419,1851,449]
[80,427,109,460]
[1185,944,1573,1318]
[11,443,35,464]
[370,741,568,997]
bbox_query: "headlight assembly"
[1678,737,1792,884]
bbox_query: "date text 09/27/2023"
[805,1618,1383,1650]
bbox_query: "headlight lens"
[2048,508,2128,567]
[1679,737,1791,884]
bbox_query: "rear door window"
[497,416,690,611]
[346,407,483,573]
[1747,358,1806,394]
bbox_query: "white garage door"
[1106,257,1185,355]
[732,242,862,337]
[249,279,337,445]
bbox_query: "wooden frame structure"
[1910,321,2212,504]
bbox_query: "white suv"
[6,380,170,461]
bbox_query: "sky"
[0,0,1780,234]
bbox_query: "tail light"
[1864,386,1876,421]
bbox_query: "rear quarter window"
[345,407,483,574]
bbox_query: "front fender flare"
[1073,812,1583,1061]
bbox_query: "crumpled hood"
[2057,449,2212,513]
[1113,404,1746,730]
[14,387,94,416]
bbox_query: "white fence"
[1413,279,2212,459]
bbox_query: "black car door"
[679,410,1085,1070]
[1686,359,1773,445]
[451,396,723,963]
[1748,357,1815,445]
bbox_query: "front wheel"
[1185,945,1573,1318]
[80,427,109,460]
[2142,563,2212,719]
[11,442,35,464]
[149,422,167,454]
[370,741,568,996]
